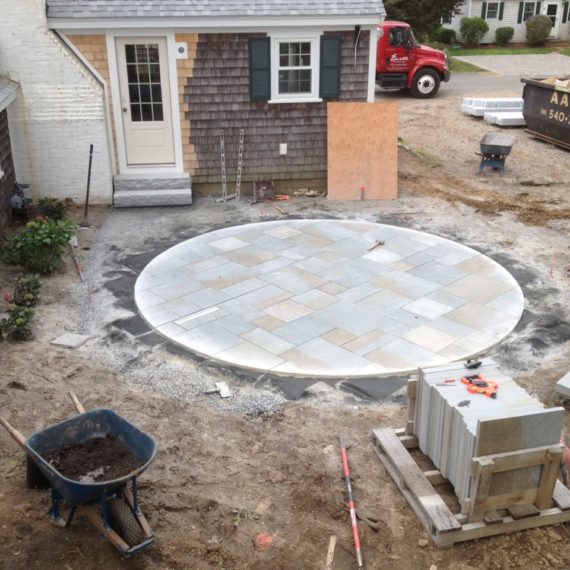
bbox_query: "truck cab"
[376,21,450,98]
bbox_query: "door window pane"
[124,43,164,122]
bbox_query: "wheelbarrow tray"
[480,133,515,156]
[25,408,157,506]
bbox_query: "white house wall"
[0,0,112,203]
[448,1,570,43]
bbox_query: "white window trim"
[269,31,322,104]
[523,2,537,21]
[486,2,499,19]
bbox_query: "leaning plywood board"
[327,102,398,201]
[554,371,570,398]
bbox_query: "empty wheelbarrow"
[478,133,515,175]
[0,392,157,558]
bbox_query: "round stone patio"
[135,220,524,378]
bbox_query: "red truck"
[376,21,450,98]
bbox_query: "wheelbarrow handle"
[0,416,27,451]
[68,391,85,414]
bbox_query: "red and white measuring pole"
[339,433,364,569]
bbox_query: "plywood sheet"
[327,102,398,201]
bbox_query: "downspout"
[53,31,117,177]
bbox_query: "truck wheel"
[411,69,440,98]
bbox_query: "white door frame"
[545,3,560,38]
[107,30,184,175]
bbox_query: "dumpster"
[521,77,570,151]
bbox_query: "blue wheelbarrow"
[0,392,157,558]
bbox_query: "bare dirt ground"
[1,84,570,570]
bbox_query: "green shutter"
[563,1,569,23]
[517,1,524,22]
[319,36,342,100]
[481,1,488,18]
[498,2,505,20]
[249,37,270,102]
[536,2,541,14]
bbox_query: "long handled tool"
[339,433,364,570]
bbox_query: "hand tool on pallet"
[339,433,364,570]
[460,374,498,399]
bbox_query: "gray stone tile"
[224,247,277,267]
[252,315,286,331]
[157,322,186,338]
[403,325,457,352]
[363,248,402,265]
[384,307,429,327]
[174,306,227,330]
[380,338,442,367]
[403,297,454,319]
[357,290,413,312]
[241,328,295,355]
[142,305,180,327]
[344,331,398,356]
[210,236,249,252]
[237,284,291,309]
[321,328,357,346]
[382,235,432,258]
[271,315,335,345]
[372,270,442,299]
[408,261,469,286]
[337,282,379,303]
[176,323,241,355]
[217,298,265,321]
[319,282,348,295]
[427,317,475,339]
[135,274,165,292]
[293,256,333,275]
[159,294,202,317]
[401,250,439,267]
[486,288,525,316]
[216,341,285,371]
[190,287,231,309]
[319,261,378,288]
[260,267,326,294]
[292,289,338,310]
[425,289,469,309]
[221,277,267,297]
[215,314,256,335]
[444,274,515,304]
[445,302,512,333]
[316,301,384,335]
[251,256,295,274]
[136,289,167,310]
[264,299,314,322]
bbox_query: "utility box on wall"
[326,102,398,201]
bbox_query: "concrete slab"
[135,220,524,378]
[51,333,90,348]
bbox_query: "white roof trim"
[47,15,382,30]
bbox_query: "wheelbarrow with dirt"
[0,392,157,558]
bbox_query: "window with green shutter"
[563,1,569,23]
[498,1,505,20]
[249,37,271,102]
[319,36,341,100]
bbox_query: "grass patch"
[449,47,553,56]
[561,48,570,56]
[450,57,485,73]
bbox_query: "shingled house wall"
[0,109,16,232]
[184,30,370,186]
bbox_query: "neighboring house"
[0,78,20,232]
[447,1,570,43]
[0,0,385,207]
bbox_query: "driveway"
[453,53,570,77]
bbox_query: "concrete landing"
[135,220,524,378]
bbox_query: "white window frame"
[269,31,322,104]
[523,2,537,21]
[486,2,500,19]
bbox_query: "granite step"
[113,173,192,208]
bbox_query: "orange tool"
[460,374,498,399]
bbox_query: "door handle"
[122,106,128,113]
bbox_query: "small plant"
[1,306,36,341]
[434,27,456,45]
[1,217,76,273]
[495,27,514,46]
[460,17,489,46]
[37,197,68,221]
[526,15,552,46]
[13,273,42,307]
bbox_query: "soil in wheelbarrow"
[42,435,143,483]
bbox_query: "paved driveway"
[453,53,570,77]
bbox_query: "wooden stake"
[324,535,337,570]
[367,239,385,251]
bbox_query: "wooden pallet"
[372,427,570,547]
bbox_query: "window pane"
[136,45,149,63]
[141,104,153,121]
[278,69,311,94]
[153,104,163,121]
[131,104,141,121]
[125,45,136,63]
[279,43,288,55]
[279,54,289,67]
[128,84,140,103]
[300,42,310,54]
[149,64,161,83]
[151,84,162,103]
[139,84,151,103]
[147,45,159,63]
[127,64,138,83]
[137,64,149,82]
[300,54,311,66]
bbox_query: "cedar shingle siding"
[184,31,370,184]
[0,109,15,232]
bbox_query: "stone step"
[114,173,191,192]
[114,188,193,208]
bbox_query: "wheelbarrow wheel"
[26,456,50,489]
[107,497,145,546]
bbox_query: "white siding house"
[0,0,114,203]
[447,1,570,43]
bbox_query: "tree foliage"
[384,0,466,39]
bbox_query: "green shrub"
[1,306,36,341]
[495,26,514,46]
[460,17,490,46]
[434,27,457,45]
[37,197,68,221]
[13,274,42,307]
[1,218,76,273]
[526,15,552,46]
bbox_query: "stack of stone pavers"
[415,359,563,507]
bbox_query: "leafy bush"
[1,217,76,273]
[13,274,42,307]
[1,306,36,341]
[37,197,68,221]
[434,27,457,45]
[460,17,489,46]
[526,15,552,46]
[495,27,514,46]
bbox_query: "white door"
[546,4,559,38]
[116,38,175,166]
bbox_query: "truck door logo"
[390,54,409,63]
